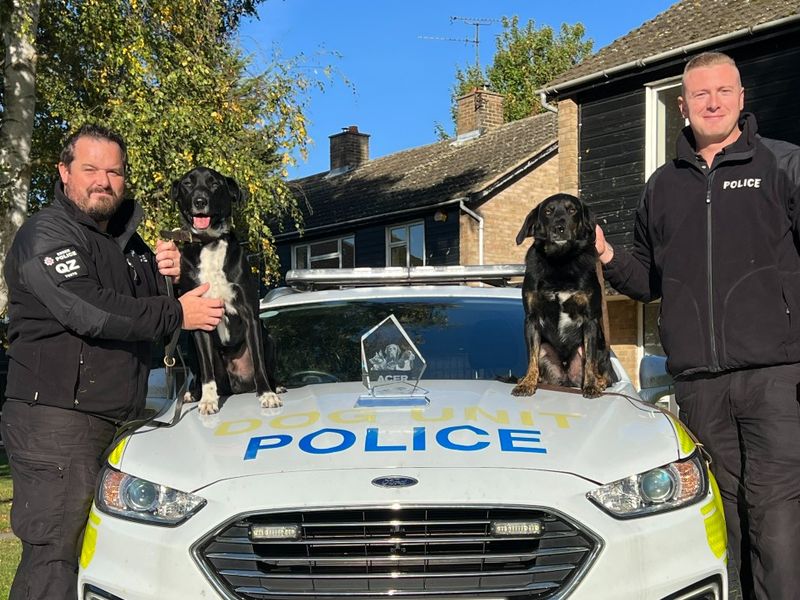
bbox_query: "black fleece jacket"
[4,183,183,421]
[604,113,800,379]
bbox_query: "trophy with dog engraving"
[359,314,427,405]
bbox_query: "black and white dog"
[171,166,281,414]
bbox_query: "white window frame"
[641,77,685,371]
[386,221,426,267]
[292,235,355,269]
[644,77,686,179]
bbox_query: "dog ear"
[224,176,243,202]
[580,200,596,242]
[516,206,540,245]
[170,179,182,203]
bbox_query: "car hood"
[115,380,684,494]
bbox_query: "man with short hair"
[596,51,800,599]
[0,123,224,600]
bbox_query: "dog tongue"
[193,216,211,230]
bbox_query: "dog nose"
[193,197,209,210]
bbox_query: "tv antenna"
[418,16,501,70]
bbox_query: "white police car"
[78,266,727,600]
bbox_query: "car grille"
[197,506,599,599]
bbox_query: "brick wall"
[459,154,560,265]
[557,99,579,195]
[607,297,640,384]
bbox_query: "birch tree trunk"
[0,0,40,315]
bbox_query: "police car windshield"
[261,297,526,388]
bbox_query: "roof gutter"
[537,13,800,99]
[274,196,468,241]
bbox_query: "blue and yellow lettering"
[412,407,454,422]
[465,407,510,424]
[270,411,321,430]
[365,428,407,452]
[244,434,292,460]
[216,418,262,437]
[436,425,490,451]
[298,428,356,455]
[498,429,547,453]
[413,427,426,451]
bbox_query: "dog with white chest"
[511,193,612,398]
[171,166,281,414]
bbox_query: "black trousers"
[0,400,117,600]
[675,363,800,600]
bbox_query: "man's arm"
[595,187,662,303]
[17,223,222,341]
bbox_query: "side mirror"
[638,354,674,405]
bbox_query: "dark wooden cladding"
[579,88,645,250]
[740,44,800,147]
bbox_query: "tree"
[0,0,41,313]
[445,16,593,133]
[0,0,326,316]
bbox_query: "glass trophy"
[358,314,428,406]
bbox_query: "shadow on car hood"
[119,380,681,493]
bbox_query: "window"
[642,302,665,357]
[387,222,425,267]
[645,79,685,177]
[293,236,355,269]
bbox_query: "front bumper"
[79,467,727,599]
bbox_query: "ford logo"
[372,476,419,488]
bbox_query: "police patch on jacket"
[41,247,88,282]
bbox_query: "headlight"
[96,467,206,526]
[587,452,707,518]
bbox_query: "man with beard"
[0,124,225,600]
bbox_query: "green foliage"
[448,16,593,132]
[28,0,326,282]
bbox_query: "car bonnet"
[112,379,685,494]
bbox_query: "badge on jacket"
[42,247,88,282]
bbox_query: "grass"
[0,448,20,599]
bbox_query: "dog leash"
[594,259,611,345]
[160,228,200,425]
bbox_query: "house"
[274,89,560,279]
[539,0,800,380]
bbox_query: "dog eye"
[567,206,577,214]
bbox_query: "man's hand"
[179,283,224,331]
[155,239,181,282]
[595,224,614,264]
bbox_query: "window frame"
[292,235,355,270]
[386,221,426,267]
[644,77,685,179]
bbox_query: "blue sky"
[239,0,675,179]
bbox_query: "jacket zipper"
[705,169,720,370]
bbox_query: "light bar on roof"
[285,265,525,289]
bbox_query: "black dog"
[511,193,612,398]
[171,166,281,414]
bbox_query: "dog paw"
[259,392,283,408]
[198,398,220,415]
[276,385,288,394]
[183,391,196,403]
[511,381,537,396]
[581,384,604,399]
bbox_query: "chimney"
[329,125,370,172]
[456,87,505,137]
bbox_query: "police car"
[78,266,728,600]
